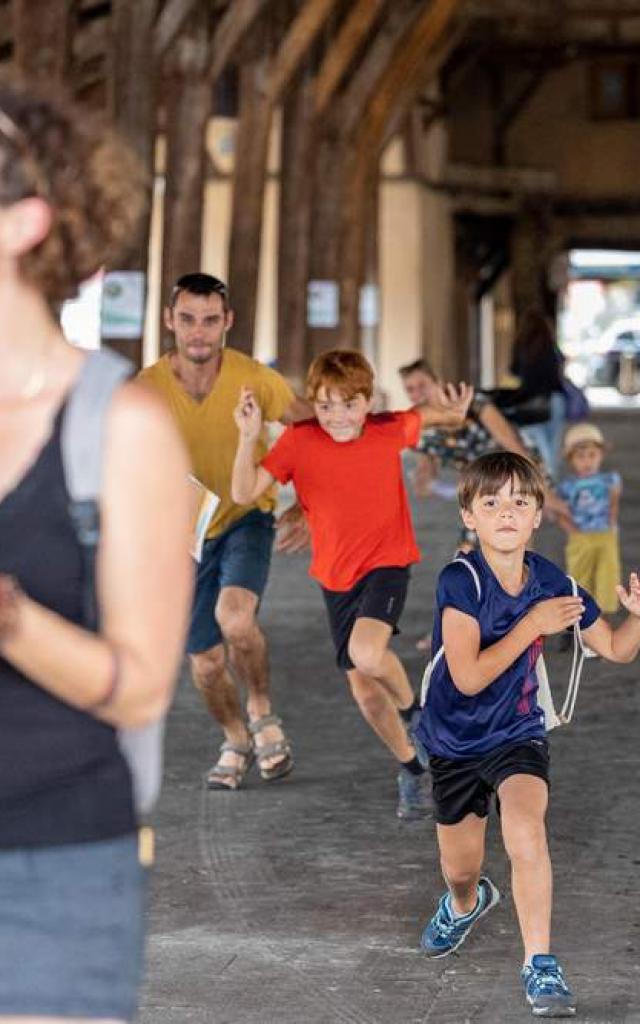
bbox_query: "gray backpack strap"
[61,349,165,818]
[61,348,132,504]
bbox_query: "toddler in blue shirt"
[556,422,621,615]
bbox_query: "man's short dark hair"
[169,272,229,311]
[398,357,436,378]
[458,452,546,511]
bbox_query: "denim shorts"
[0,832,147,1020]
[188,508,275,654]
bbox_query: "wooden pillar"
[226,53,273,355]
[227,0,340,356]
[307,133,348,355]
[106,0,159,366]
[337,0,462,350]
[511,201,553,322]
[277,67,315,384]
[160,11,212,350]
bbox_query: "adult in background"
[399,357,531,507]
[0,83,192,1022]
[140,273,309,791]
[509,308,566,480]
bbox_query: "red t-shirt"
[262,410,422,591]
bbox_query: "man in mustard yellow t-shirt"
[140,273,308,791]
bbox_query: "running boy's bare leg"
[346,670,414,760]
[346,617,417,760]
[437,814,487,914]
[498,774,552,962]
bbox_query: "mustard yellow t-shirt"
[139,349,294,538]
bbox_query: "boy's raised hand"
[616,572,640,616]
[234,387,262,441]
[528,596,585,636]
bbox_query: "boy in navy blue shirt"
[415,451,640,1018]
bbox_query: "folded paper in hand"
[188,475,220,562]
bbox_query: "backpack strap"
[558,574,586,725]
[420,556,480,707]
[61,349,133,630]
[61,349,165,818]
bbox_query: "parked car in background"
[588,317,640,392]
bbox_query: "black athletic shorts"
[428,739,550,826]
[321,566,410,671]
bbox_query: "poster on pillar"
[307,280,339,328]
[100,271,146,339]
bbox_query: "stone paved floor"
[140,411,640,1024]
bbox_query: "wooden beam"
[313,0,387,118]
[265,0,341,106]
[208,0,270,83]
[336,0,424,144]
[13,0,73,82]
[154,0,201,59]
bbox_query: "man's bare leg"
[216,586,290,774]
[189,642,251,787]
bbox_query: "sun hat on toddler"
[562,422,605,457]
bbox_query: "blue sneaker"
[420,876,500,957]
[396,767,431,820]
[522,955,576,1017]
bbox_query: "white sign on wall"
[101,271,146,339]
[307,279,339,328]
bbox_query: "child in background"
[415,451,640,1017]
[232,349,473,820]
[557,423,622,616]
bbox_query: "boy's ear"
[460,507,475,530]
[533,507,542,529]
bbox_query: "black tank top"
[0,401,136,849]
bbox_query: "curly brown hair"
[0,78,148,302]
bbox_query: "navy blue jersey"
[416,549,600,760]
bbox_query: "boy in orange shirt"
[232,350,473,819]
